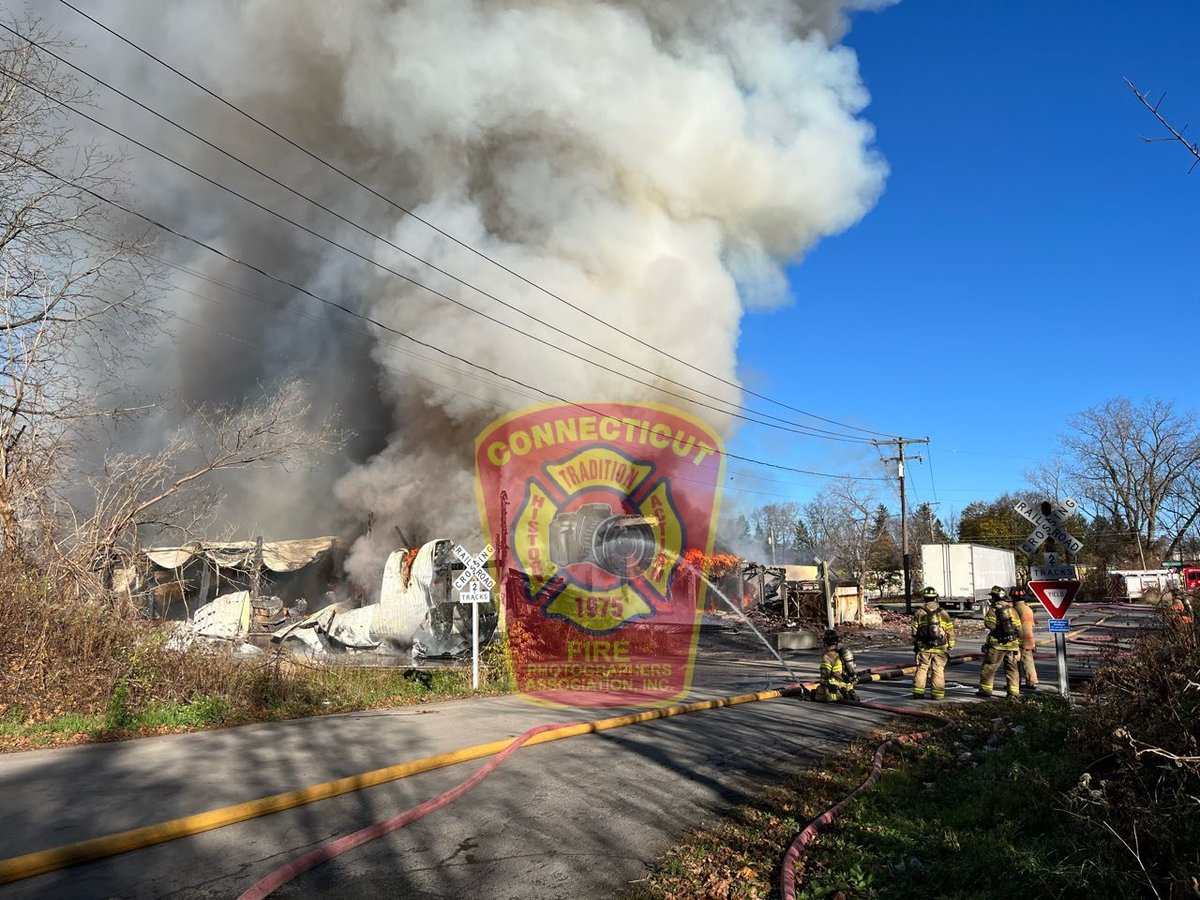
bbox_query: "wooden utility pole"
[874,437,929,615]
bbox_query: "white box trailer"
[1108,569,1179,601]
[920,543,1017,613]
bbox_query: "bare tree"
[70,379,342,585]
[1050,398,1200,560]
[0,26,155,555]
[803,477,881,595]
[749,502,802,564]
[1126,79,1200,172]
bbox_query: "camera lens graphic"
[590,514,656,578]
[548,502,657,579]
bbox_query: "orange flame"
[682,548,741,578]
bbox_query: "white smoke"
[56,0,890,590]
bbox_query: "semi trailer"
[920,542,1017,614]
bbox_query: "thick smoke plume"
[59,0,889,591]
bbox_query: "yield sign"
[1027,579,1081,619]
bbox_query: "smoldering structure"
[67,0,890,598]
[148,537,499,661]
[274,539,499,659]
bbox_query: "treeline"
[732,396,1200,594]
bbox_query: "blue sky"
[728,0,1200,523]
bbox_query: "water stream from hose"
[673,556,799,681]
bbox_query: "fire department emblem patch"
[475,402,725,707]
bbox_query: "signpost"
[453,543,495,690]
[1015,498,1083,699]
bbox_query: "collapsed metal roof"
[142,536,342,573]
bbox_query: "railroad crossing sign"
[1028,579,1081,619]
[453,544,495,690]
[453,543,495,603]
[1015,498,1083,556]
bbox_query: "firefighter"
[911,586,955,700]
[1158,590,1195,629]
[1010,585,1039,692]
[813,629,859,702]
[977,585,1021,699]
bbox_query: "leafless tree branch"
[1126,78,1200,173]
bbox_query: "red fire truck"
[1164,561,1200,593]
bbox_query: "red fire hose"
[778,702,954,900]
[237,722,578,900]
[239,648,1040,898]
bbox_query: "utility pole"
[875,437,930,615]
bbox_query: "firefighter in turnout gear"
[813,629,859,702]
[978,586,1021,698]
[911,586,956,700]
[1010,585,1039,692]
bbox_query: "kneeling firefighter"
[813,629,860,702]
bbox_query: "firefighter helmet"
[823,628,840,646]
[921,587,939,599]
[990,585,1006,598]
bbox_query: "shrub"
[1068,615,1200,896]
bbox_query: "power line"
[9,148,888,484]
[926,441,940,505]
[0,52,880,448]
[0,23,870,446]
[52,0,900,442]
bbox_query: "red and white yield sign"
[1028,580,1081,619]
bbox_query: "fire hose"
[0,688,797,886]
[237,722,575,900]
[287,624,1096,900]
[239,655,985,897]
[774,615,1118,900]
[777,701,955,900]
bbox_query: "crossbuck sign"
[453,543,495,604]
[1015,498,1083,556]
[453,544,494,690]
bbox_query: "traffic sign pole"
[1018,498,1083,702]
[472,585,480,690]
[453,544,495,690]
[1055,631,1068,698]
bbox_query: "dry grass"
[0,557,504,750]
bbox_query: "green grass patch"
[138,694,233,730]
[794,698,1125,899]
[0,660,494,751]
[627,698,1141,900]
[0,707,105,747]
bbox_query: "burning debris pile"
[275,538,499,661]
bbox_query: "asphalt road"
[0,606,1142,899]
